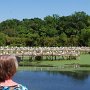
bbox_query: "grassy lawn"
[18,54,90,71]
[24,54,90,66]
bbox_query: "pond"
[13,71,90,90]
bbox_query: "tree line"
[0,11,90,47]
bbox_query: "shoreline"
[18,54,90,72]
[18,66,90,72]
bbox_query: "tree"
[79,27,90,46]
[26,33,40,46]
[59,32,68,46]
[69,35,79,46]
[71,11,89,33]
[44,15,58,28]
[0,11,90,47]
[42,37,58,46]
[0,33,6,46]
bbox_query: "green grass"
[27,54,90,66]
[18,54,90,71]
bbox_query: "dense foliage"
[0,11,90,47]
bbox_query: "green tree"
[59,32,68,46]
[80,27,90,46]
[0,33,6,46]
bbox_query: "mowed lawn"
[20,54,90,67]
[18,54,90,71]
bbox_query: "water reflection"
[13,71,90,90]
[47,71,90,80]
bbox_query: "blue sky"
[0,0,90,21]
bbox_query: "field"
[18,54,90,71]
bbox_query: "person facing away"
[0,55,28,90]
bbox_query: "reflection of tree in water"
[47,71,90,80]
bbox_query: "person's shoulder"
[14,84,28,90]
[0,84,28,90]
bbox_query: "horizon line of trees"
[0,11,90,47]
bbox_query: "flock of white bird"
[0,46,90,60]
